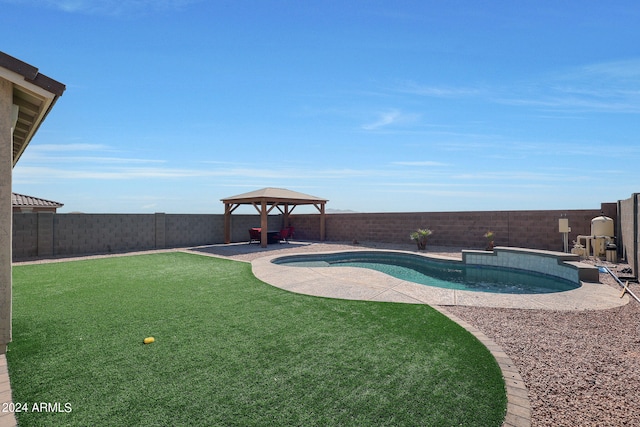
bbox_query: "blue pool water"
[273,251,579,294]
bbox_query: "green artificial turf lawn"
[9,252,506,426]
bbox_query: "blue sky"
[3,1,639,214]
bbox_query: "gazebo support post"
[224,203,231,244]
[260,200,268,248]
[283,204,290,228]
[319,203,326,241]
[224,203,240,244]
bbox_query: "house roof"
[12,193,63,209]
[221,187,328,205]
[0,51,66,165]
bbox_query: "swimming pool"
[272,251,580,294]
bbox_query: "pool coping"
[252,249,627,311]
[251,248,629,427]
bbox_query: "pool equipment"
[575,215,615,259]
[559,216,571,253]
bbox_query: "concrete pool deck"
[251,249,628,311]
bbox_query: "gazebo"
[221,187,328,248]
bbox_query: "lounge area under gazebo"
[221,187,328,248]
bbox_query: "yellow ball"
[143,337,155,344]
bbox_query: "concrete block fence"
[619,193,640,274]
[289,203,618,252]
[12,203,620,262]
[12,213,281,260]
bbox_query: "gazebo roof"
[221,187,328,205]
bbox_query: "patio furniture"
[274,226,294,244]
[248,228,261,244]
[249,228,282,244]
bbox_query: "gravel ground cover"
[447,261,640,427]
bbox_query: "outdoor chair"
[248,228,261,244]
[275,226,294,244]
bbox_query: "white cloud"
[13,166,197,180]
[362,111,400,130]
[398,59,640,114]
[12,164,381,183]
[361,110,420,130]
[27,155,166,165]
[30,143,111,152]
[19,144,166,165]
[391,161,449,167]
[2,0,202,16]
[497,95,640,113]
[398,82,483,98]
[496,58,640,113]
[450,170,587,182]
[580,59,640,81]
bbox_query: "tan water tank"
[591,215,614,237]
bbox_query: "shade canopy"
[221,187,328,247]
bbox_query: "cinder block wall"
[53,214,157,256]
[290,203,617,252]
[12,213,282,260]
[12,213,39,259]
[619,194,639,274]
[12,203,619,261]
[164,214,222,248]
[635,198,639,275]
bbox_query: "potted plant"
[484,231,495,251]
[410,228,432,250]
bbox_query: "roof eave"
[0,51,66,166]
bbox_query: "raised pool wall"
[462,247,600,284]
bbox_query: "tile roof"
[12,193,63,209]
